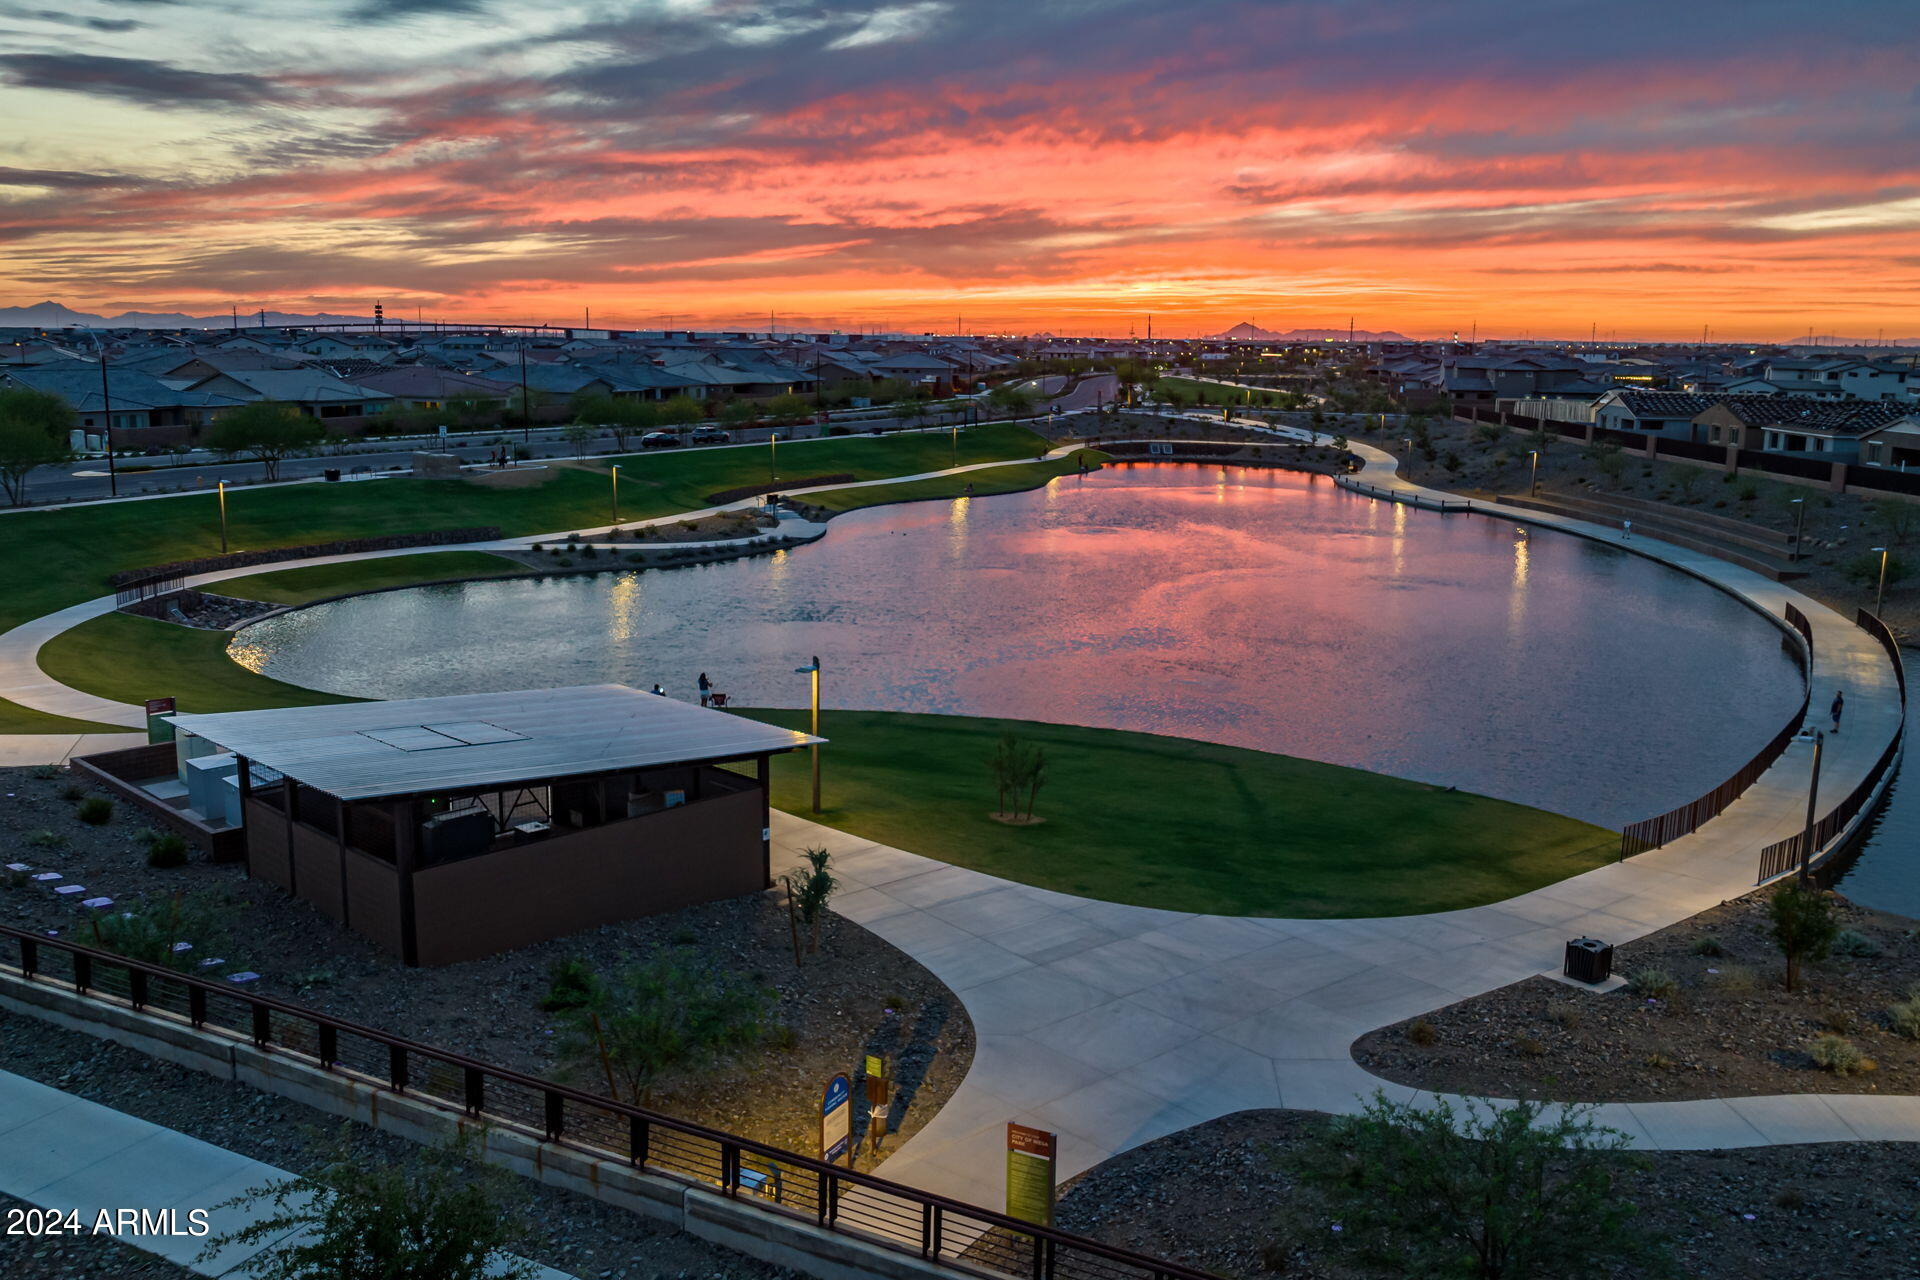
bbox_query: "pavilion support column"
[282,777,298,896]
[335,801,353,931]
[758,755,773,889]
[395,798,421,967]
[235,754,253,879]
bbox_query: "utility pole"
[97,337,118,497]
[518,341,531,445]
[1797,730,1824,883]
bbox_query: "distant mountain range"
[1211,322,1411,342]
[0,300,374,329]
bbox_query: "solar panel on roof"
[359,726,467,751]
[424,720,529,745]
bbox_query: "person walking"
[1831,689,1845,734]
[651,683,666,697]
[697,672,713,708]
[1622,519,1632,540]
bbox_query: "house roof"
[169,684,820,802]
[1707,397,1913,437]
[0,363,246,413]
[193,368,391,404]
[1605,391,1722,418]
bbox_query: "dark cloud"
[0,166,146,190]
[345,0,488,20]
[0,52,285,107]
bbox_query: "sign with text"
[1005,1122,1057,1227]
[821,1073,852,1166]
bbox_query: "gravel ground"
[0,765,972,1162]
[1054,1108,1920,1279]
[0,1192,196,1279]
[1355,888,1920,1102]
[0,1011,792,1280]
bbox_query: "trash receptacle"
[1563,937,1613,984]
[323,468,341,482]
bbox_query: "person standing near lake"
[698,672,713,707]
[1832,689,1845,733]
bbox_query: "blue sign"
[821,1073,852,1164]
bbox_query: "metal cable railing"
[0,923,1214,1280]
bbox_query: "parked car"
[640,431,683,449]
[689,427,731,445]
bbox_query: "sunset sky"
[1,0,1916,339]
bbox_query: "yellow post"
[217,480,228,553]
[611,464,620,523]
[770,432,778,484]
[810,662,822,814]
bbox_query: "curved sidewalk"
[806,443,1903,1205]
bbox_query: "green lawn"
[38,613,358,714]
[742,708,1617,917]
[1,425,1044,733]
[1154,376,1296,408]
[806,449,1108,512]
[217,551,525,606]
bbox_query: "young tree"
[547,950,771,1104]
[203,401,324,482]
[1287,1093,1662,1280]
[200,1128,533,1280]
[0,386,74,505]
[657,395,704,431]
[766,391,812,422]
[780,846,838,963]
[1770,879,1837,992]
[561,419,597,457]
[719,398,758,430]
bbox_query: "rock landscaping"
[0,764,973,1161]
[0,1014,795,1280]
[1355,887,1920,1101]
[1053,1108,1920,1280]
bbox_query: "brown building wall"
[244,797,292,889]
[344,851,402,957]
[410,789,765,966]
[290,825,345,922]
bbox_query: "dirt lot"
[1350,411,1917,638]
[1355,888,1920,1102]
[1055,1108,1920,1279]
[0,765,971,1162]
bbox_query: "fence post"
[388,1045,408,1093]
[251,1004,270,1047]
[19,937,37,979]
[128,970,147,1010]
[318,1025,338,1069]
[464,1066,484,1113]
[543,1091,565,1142]
[73,953,91,993]
[629,1116,650,1168]
[189,986,206,1027]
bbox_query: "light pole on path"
[1797,729,1825,883]
[1529,450,1540,496]
[1872,545,1890,615]
[794,657,822,814]
[217,480,229,553]
[610,464,620,524]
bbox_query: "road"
[17,404,1003,505]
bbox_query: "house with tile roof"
[1692,397,1916,462]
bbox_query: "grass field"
[1153,376,1298,409]
[216,551,525,606]
[806,449,1108,512]
[38,613,359,714]
[2,425,1044,732]
[744,708,1617,917]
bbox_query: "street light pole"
[217,480,228,553]
[518,341,531,446]
[795,657,822,814]
[1873,546,1890,615]
[769,432,778,484]
[1529,450,1540,496]
[97,341,118,498]
[610,464,620,524]
[1791,498,1806,561]
[950,424,958,468]
[1798,729,1824,883]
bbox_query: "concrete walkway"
[0,1067,570,1278]
[1,425,1909,1211]
[754,439,1906,1205]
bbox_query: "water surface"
[235,464,1806,828]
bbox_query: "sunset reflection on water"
[237,464,1802,826]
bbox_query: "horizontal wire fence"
[1755,610,1907,883]
[0,923,1214,1280]
[1619,606,1813,859]
[1337,479,1475,513]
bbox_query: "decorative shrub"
[1688,935,1725,957]
[77,796,114,826]
[1808,1033,1874,1075]
[1627,968,1679,1001]
[25,829,66,849]
[1833,928,1881,958]
[143,830,189,869]
[1709,965,1758,994]
[1886,999,1920,1041]
[1405,1018,1437,1046]
[1512,1036,1547,1059]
